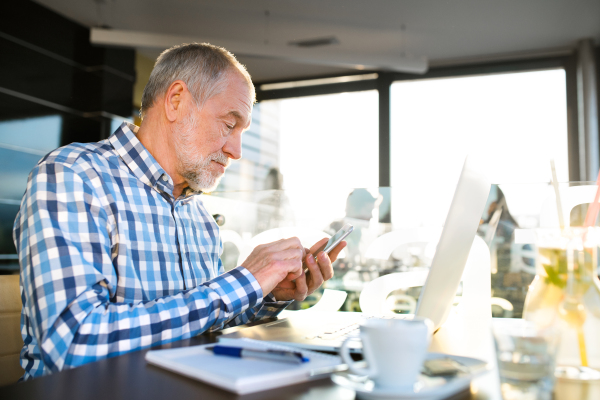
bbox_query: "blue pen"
[207,345,310,364]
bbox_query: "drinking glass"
[493,318,560,400]
[523,227,600,379]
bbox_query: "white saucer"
[330,353,490,400]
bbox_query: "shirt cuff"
[205,266,263,316]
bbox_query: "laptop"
[219,157,491,352]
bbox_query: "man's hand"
[272,238,347,302]
[240,238,306,296]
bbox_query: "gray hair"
[140,43,255,118]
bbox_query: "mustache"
[209,151,230,168]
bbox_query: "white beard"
[173,112,230,192]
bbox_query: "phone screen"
[324,229,348,252]
[322,224,353,254]
[303,224,353,274]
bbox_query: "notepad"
[145,338,344,394]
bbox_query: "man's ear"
[164,80,187,122]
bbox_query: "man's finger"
[294,270,309,301]
[277,279,296,290]
[309,238,329,257]
[305,252,324,292]
[314,250,334,281]
[268,248,305,262]
[267,247,305,281]
[286,270,302,280]
[264,237,306,253]
[326,240,347,264]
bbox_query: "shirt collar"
[108,122,174,192]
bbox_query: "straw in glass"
[550,160,589,366]
[583,171,600,228]
[550,159,565,230]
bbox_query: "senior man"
[14,43,345,380]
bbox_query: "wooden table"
[4,309,594,399]
[0,310,501,400]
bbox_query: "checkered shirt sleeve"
[14,124,291,379]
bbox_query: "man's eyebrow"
[227,110,243,120]
[227,110,251,128]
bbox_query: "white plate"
[330,353,490,400]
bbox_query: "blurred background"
[1,0,599,318]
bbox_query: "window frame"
[255,54,582,221]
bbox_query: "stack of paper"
[145,338,344,394]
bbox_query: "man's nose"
[223,131,242,160]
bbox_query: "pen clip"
[272,350,309,363]
[266,349,306,361]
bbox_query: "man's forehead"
[224,98,253,126]
[212,72,253,125]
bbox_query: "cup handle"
[340,336,377,377]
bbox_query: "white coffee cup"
[339,317,434,390]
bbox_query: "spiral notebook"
[145,338,344,395]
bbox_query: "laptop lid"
[414,156,491,331]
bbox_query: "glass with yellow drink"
[523,227,600,380]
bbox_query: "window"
[390,69,569,317]
[390,69,568,227]
[208,68,573,315]
[219,90,379,228]
[0,115,62,258]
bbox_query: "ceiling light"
[288,36,339,48]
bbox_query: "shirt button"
[161,175,168,182]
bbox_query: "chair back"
[359,235,492,321]
[0,275,23,386]
[540,185,598,228]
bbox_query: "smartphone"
[310,223,354,261]
[300,223,353,275]
[322,223,353,255]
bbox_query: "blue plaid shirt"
[14,122,289,379]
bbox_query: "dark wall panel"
[0,1,135,263]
